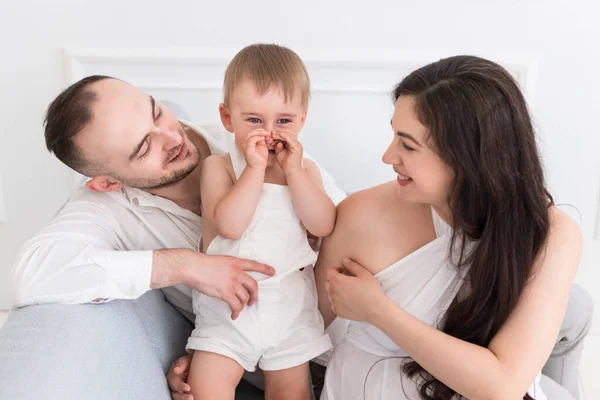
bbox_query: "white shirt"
[9,121,347,321]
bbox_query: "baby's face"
[220,79,307,164]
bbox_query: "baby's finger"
[275,131,300,151]
[247,135,267,149]
[273,130,295,142]
[250,128,269,135]
[274,142,286,156]
[248,133,268,143]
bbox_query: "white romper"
[186,135,332,372]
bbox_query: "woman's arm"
[328,209,582,400]
[315,191,375,328]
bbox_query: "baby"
[185,44,336,399]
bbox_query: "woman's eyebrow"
[390,119,422,147]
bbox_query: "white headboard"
[64,47,536,193]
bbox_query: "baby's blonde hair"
[223,43,310,108]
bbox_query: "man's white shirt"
[9,121,347,322]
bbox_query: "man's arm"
[10,198,273,313]
[10,199,153,306]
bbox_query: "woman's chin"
[395,185,418,203]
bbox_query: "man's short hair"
[44,75,113,175]
[223,43,310,108]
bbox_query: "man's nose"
[154,127,182,150]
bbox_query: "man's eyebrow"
[150,96,156,120]
[128,96,157,162]
[390,119,422,147]
[129,133,150,161]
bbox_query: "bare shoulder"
[531,206,583,280]
[546,206,583,264]
[335,181,420,240]
[338,181,410,219]
[331,181,433,274]
[303,157,318,171]
[303,158,322,182]
[200,154,234,183]
[202,153,230,169]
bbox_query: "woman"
[316,55,582,400]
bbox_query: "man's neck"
[149,168,203,213]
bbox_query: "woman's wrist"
[367,294,399,328]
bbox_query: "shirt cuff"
[105,250,153,299]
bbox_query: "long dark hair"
[393,56,553,400]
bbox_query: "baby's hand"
[243,129,269,169]
[270,130,304,174]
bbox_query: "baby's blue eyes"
[246,118,291,124]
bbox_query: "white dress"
[321,208,546,400]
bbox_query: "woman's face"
[382,95,455,209]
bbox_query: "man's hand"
[151,249,275,320]
[168,355,193,400]
[185,252,275,319]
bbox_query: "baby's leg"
[188,351,245,400]
[264,362,311,400]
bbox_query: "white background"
[0,0,598,396]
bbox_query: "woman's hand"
[326,257,388,323]
[167,355,193,400]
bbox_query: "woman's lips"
[396,172,412,186]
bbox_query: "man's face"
[74,79,200,190]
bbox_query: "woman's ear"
[219,104,234,133]
[86,176,123,192]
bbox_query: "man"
[0,76,592,400]
[2,75,345,400]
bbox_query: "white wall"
[0,0,598,336]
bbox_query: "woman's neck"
[432,203,453,227]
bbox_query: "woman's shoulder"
[338,182,398,217]
[547,206,583,250]
[331,182,437,274]
[335,181,428,239]
[536,206,583,276]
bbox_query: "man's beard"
[117,145,201,191]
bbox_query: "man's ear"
[86,176,123,192]
[219,103,234,133]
